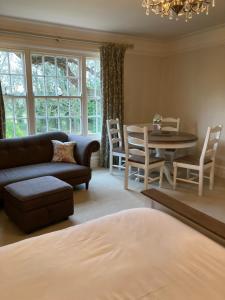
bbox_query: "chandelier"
[142,0,216,22]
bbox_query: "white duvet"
[0,208,225,300]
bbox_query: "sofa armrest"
[68,135,100,167]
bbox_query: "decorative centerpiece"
[153,113,162,130]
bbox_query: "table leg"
[156,149,173,186]
[164,163,173,185]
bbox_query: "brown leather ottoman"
[4,176,74,233]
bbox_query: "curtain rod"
[0,29,134,49]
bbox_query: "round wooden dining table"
[146,130,198,149]
[131,127,198,185]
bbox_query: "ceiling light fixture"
[142,0,216,22]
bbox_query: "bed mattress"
[0,208,225,299]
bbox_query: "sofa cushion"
[0,162,90,195]
[52,140,76,163]
[0,132,68,169]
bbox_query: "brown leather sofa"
[0,132,100,206]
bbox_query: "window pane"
[70,99,81,116]
[68,78,79,96]
[32,54,81,100]
[47,99,58,117]
[97,117,102,133]
[15,119,28,137]
[35,98,46,117]
[88,117,96,134]
[59,99,70,117]
[32,76,45,96]
[96,98,102,115]
[96,61,101,97]
[0,75,11,95]
[15,98,27,118]
[32,55,43,76]
[88,99,96,116]
[9,52,23,75]
[45,77,56,96]
[0,52,9,74]
[71,118,81,134]
[36,118,47,133]
[11,75,25,96]
[4,98,14,118]
[44,56,56,76]
[35,97,82,135]
[48,118,59,131]
[57,57,67,77]
[68,58,79,77]
[60,118,70,132]
[6,119,14,138]
[57,78,68,96]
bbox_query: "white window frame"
[0,47,101,138]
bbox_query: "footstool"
[4,176,74,233]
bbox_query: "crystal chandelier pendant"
[142,0,216,21]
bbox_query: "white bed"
[1,208,225,300]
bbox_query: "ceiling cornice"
[0,16,167,57]
[167,23,225,55]
[0,16,225,57]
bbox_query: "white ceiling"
[1,0,225,39]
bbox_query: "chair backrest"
[200,125,222,165]
[106,118,122,150]
[123,125,149,165]
[161,117,180,132]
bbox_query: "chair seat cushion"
[174,155,212,166]
[0,162,90,196]
[128,155,164,165]
[4,176,73,212]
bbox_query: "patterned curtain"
[100,43,127,168]
[0,81,6,139]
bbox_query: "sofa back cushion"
[0,132,68,169]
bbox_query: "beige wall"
[124,45,225,176]
[124,53,163,124]
[160,46,225,176]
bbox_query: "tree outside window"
[0,49,102,138]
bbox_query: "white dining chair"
[107,118,125,174]
[173,125,222,196]
[159,117,180,161]
[161,117,180,132]
[124,125,165,190]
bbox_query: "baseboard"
[90,156,225,178]
[215,165,225,179]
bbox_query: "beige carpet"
[1,168,225,247]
